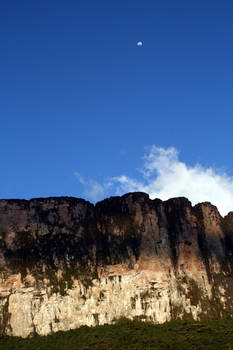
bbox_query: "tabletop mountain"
[0,192,232,337]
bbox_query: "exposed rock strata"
[0,193,232,337]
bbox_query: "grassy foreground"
[0,318,232,350]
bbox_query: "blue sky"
[1,1,233,214]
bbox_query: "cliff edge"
[0,193,232,337]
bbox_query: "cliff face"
[0,193,232,337]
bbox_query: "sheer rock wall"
[0,193,232,337]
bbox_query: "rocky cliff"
[0,193,232,337]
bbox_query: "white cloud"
[75,146,233,215]
[111,146,233,216]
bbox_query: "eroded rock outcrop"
[0,193,232,337]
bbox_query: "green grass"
[0,318,232,350]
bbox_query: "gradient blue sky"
[1,0,233,207]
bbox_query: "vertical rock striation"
[0,193,232,337]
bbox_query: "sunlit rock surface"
[0,193,232,337]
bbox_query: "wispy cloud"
[84,181,105,202]
[74,172,105,202]
[75,146,233,215]
[74,172,86,185]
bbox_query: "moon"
[137,41,143,46]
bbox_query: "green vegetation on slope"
[0,318,232,350]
